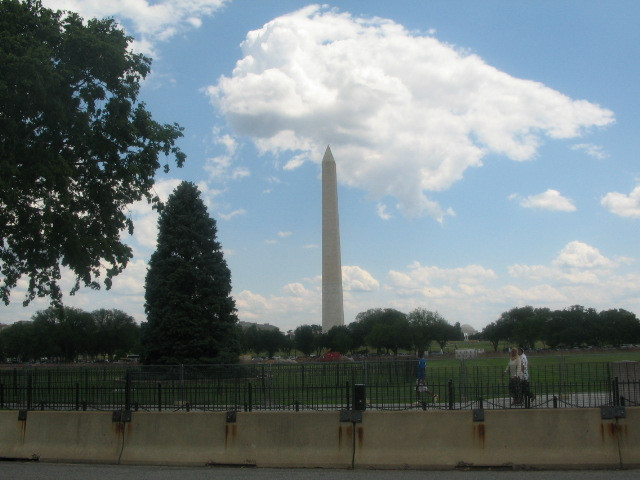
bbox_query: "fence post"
[157,382,162,412]
[354,384,366,411]
[553,395,558,408]
[448,379,454,410]
[75,383,80,411]
[248,382,253,412]
[26,371,33,411]
[613,376,620,406]
[345,381,350,410]
[0,382,3,409]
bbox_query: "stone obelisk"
[322,145,344,333]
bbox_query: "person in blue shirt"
[417,352,426,386]
[415,352,438,404]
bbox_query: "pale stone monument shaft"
[322,145,345,333]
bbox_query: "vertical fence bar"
[26,372,32,411]
[345,381,350,410]
[125,369,131,411]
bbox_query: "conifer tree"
[142,182,239,364]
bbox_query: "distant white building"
[238,321,280,332]
[461,324,477,341]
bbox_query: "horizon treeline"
[1,304,639,363]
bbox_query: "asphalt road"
[0,463,638,480]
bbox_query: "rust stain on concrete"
[224,424,237,448]
[473,423,485,448]
[601,422,628,440]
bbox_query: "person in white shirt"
[502,348,523,405]
[518,347,535,403]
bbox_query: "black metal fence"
[1,360,638,412]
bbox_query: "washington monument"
[322,145,345,333]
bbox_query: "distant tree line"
[240,307,464,359]
[0,307,140,362]
[478,305,640,351]
[3,304,638,364]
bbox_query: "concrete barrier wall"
[619,407,640,468]
[0,411,121,463]
[0,407,637,469]
[354,409,623,469]
[120,411,353,468]
[119,411,225,465]
[219,411,353,468]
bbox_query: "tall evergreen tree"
[142,182,239,364]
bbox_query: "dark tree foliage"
[599,309,640,347]
[0,0,185,306]
[0,320,36,360]
[92,308,140,360]
[325,325,352,354]
[260,329,286,359]
[407,308,439,354]
[238,325,286,359]
[294,324,317,356]
[243,324,259,355]
[0,306,140,362]
[142,182,239,365]
[354,308,411,354]
[481,321,505,352]
[480,304,640,350]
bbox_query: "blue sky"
[3,1,640,332]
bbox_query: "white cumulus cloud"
[601,185,640,218]
[553,241,615,269]
[342,266,380,292]
[43,0,228,54]
[519,189,576,212]
[207,5,614,220]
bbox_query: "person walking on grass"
[518,347,535,403]
[416,352,438,404]
[417,351,426,387]
[502,347,523,405]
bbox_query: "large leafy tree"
[407,307,436,354]
[142,182,239,365]
[599,309,640,347]
[325,325,352,354]
[30,306,95,361]
[92,308,140,360]
[0,0,185,306]
[294,324,318,356]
